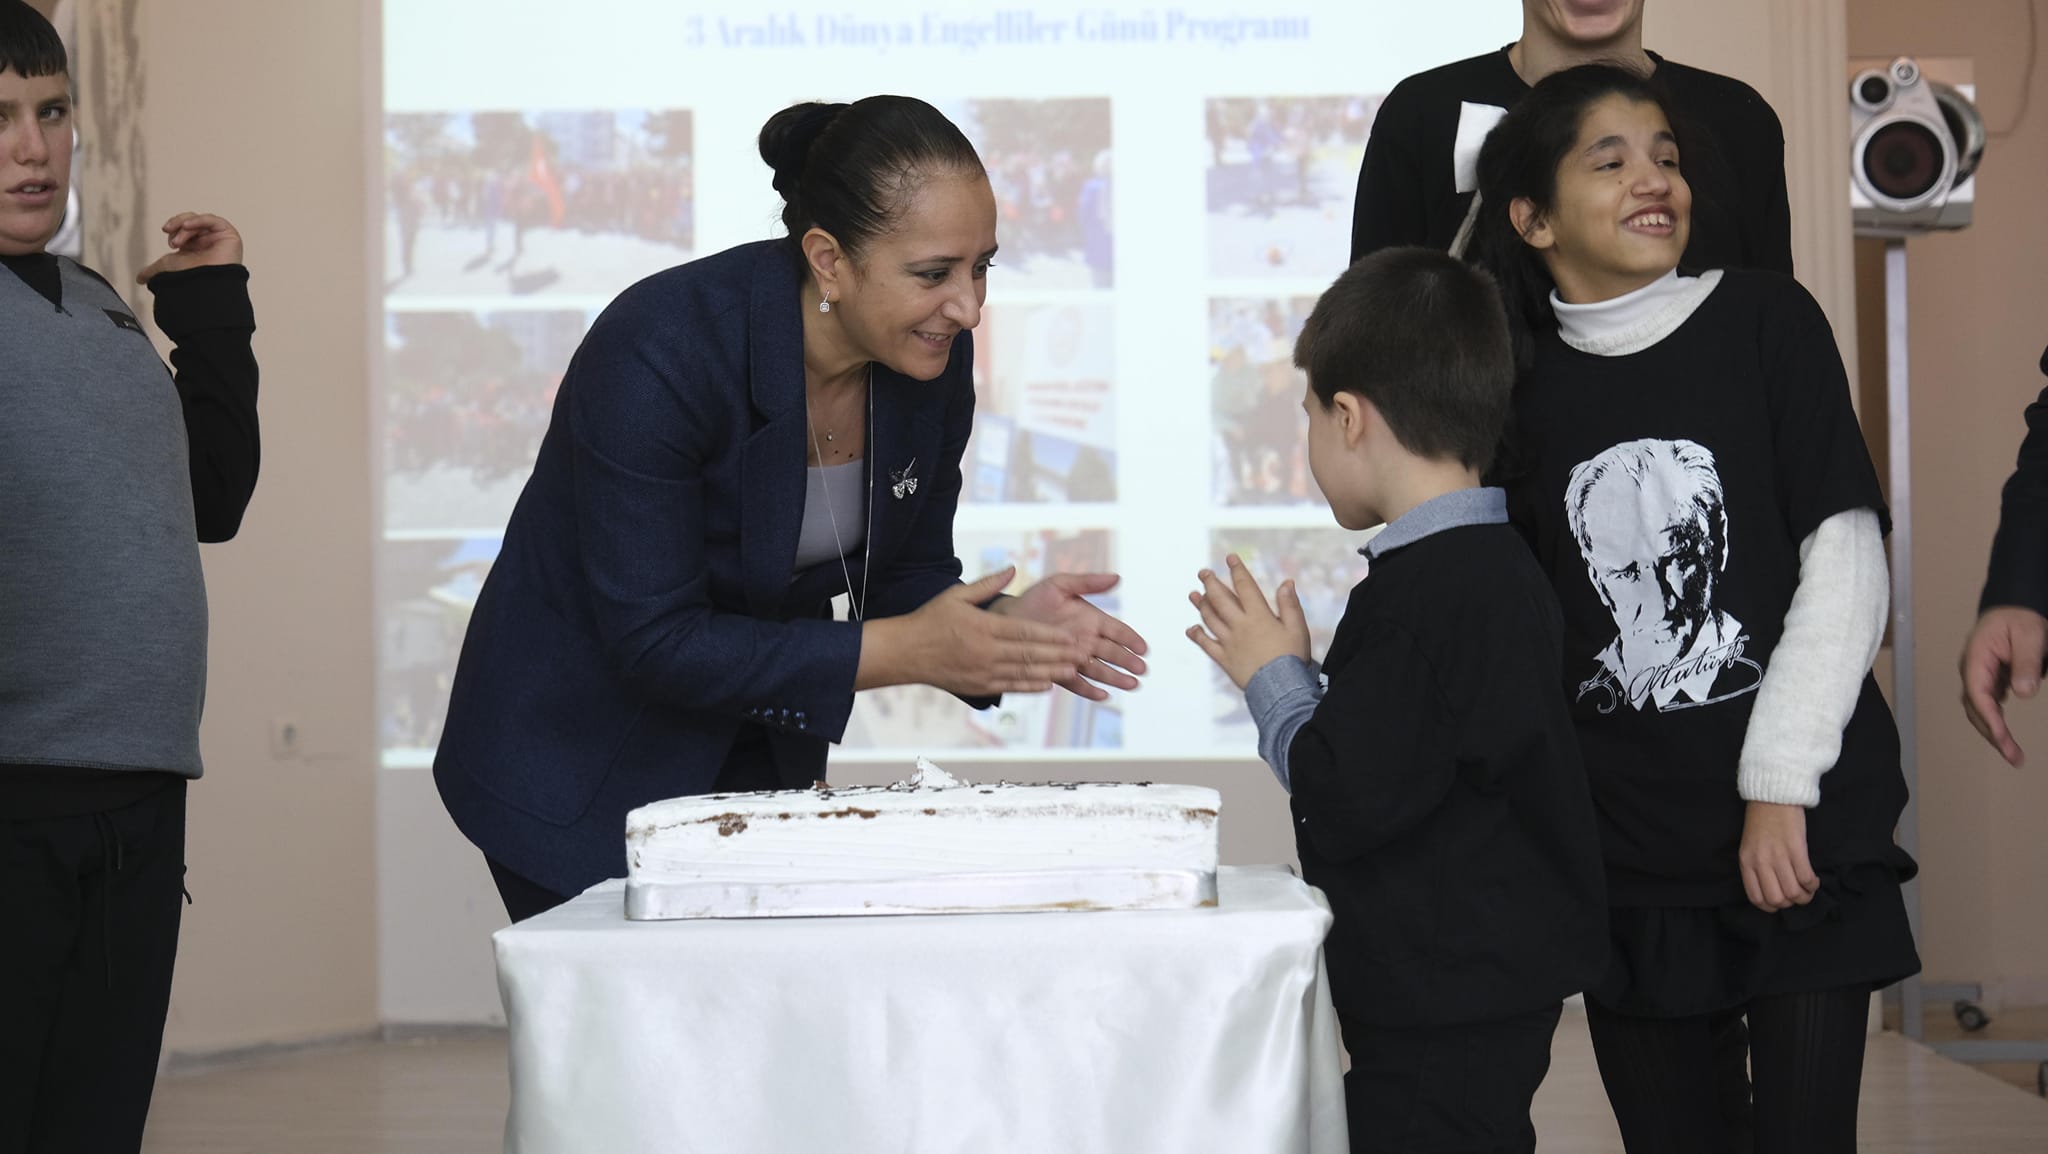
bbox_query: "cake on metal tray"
[623,759,1220,919]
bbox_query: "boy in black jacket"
[1189,246,1605,1154]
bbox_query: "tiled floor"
[141,1008,2048,1153]
[1902,1001,2048,1098]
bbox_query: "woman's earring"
[818,292,832,315]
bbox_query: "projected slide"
[376,1,1520,766]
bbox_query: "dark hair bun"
[759,102,849,199]
[759,95,985,270]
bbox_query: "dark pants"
[1586,986,1872,1154]
[0,781,187,1154]
[1340,1003,1563,1154]
[489,858,572,923]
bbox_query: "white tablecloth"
[495,865,1348,1154]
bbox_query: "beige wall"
[1848,0,2048,997]
[130,0,380,1051]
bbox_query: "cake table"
[494,864,1348,1153]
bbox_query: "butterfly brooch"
[890,459,919,500]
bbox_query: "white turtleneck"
[1552,270,1889,809]
[1552,268,1722,356]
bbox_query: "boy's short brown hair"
[1293,246,1515,473]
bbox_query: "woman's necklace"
[807,366,873,620]
[809,375,864,460]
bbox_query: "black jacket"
[1981,347,2048,617]
[1290,524,1608,1029]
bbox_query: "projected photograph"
[843,529,1122,752]
[384,309,589,533]
[1209,295,1318,506]
[945,98,1114,291]
[1204,526,1369,737]
[963,302,1117,504]
[380,535,499,755]
[1204,95,1380,279]
[384,109,695,298]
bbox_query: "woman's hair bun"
[759,101,850,199]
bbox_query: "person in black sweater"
[1,5,260,1152]
[1189,247,1606,1154]
[1960,344,2048,767]
[1470,64,1918,1154]
[1351,0,1791,274]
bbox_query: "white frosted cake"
[623,759,1219,920]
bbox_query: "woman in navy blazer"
[435,97,1148,919]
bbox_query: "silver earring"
[818,293,832,315]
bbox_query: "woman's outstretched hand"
[992,572,1149,701]
[859,568,1093,697]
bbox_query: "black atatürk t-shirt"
[1289,523,1608,1029]
[1504,271,1908,907]
[1351,48,1794,275]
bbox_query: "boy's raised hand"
[137,213,245,283]
[1186,554,1312,690]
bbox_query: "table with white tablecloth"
[494,864,1348,1153]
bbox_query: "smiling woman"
[432,95,1152,922]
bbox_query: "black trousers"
[489,858,572,923]
[0,781,187,1154]
[1586,985,1873,1154]
[1340,1004,1563,1154]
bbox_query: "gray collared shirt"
[1242,487,1508,792]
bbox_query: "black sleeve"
[1350,84,1430,263]
[1748,97,1796,276]
[148,265,261,543]
[1982,377,2048,615]
[1761,277,1887,543]
[1287,620,1459,863]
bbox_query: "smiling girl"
[1474,64,1919,1153]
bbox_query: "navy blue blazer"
[434,240,976,896]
